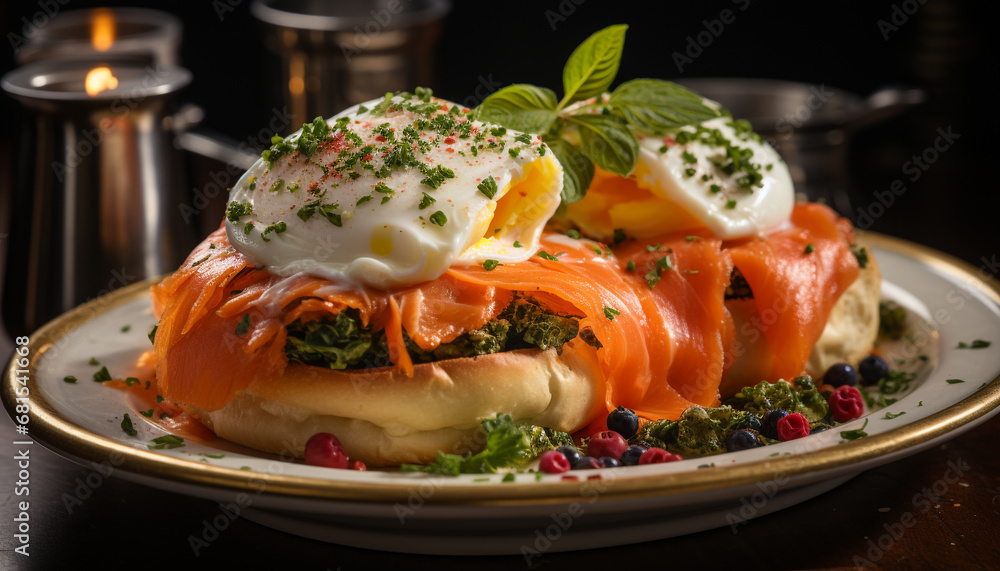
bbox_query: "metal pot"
[1,58,197,334]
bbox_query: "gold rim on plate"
[4,232,1000,505]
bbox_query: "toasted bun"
[190,343,602,467]
[721,248,881,395]
[806,249,882,376]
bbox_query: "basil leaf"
[567,114,638,176]
[608,79,720,133]
[544,136,593,204]
[561,24,628,107]
[477,84,558,134]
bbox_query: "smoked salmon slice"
[151,202,860,434]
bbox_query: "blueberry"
[725,429,760,451]
[556,446,582,468]
[824,363,858,387]
[600,456,620,468]
[619,445,646,466]
[607,406,639,439]
[858,355,889,386]
[573,456,603,470]
[762,410,789,440]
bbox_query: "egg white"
[225,94,563,290]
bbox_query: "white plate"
[5,233,1000,555]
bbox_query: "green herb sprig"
[476,25,719,204]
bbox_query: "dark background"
[1,0,999,569]
[2,0,997,265]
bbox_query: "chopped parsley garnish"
[840,419,869,441]
[513,241,523,248]
[89,357,100,366]
[235,313,251,336]
[419,164,456,189]
[243,222,254,234]
[725,199,737,209]
[681,151,697,164]
[139,409,154,418]
[946,378,965,384]
[429,211,447,226]
[483,259,499,271]
[477,177,499,199]
[684,168,696,177]
[121,325,131,333]
[604,306,621,320]
[709,184,721,193]
[147,435,185,450]
[418,193,436,210]
[884,411,906,419]
[537,251,561,261]
[566,229,581,239]
[374,182,394,195]
[156,395,165,403]
[613,228,627,244]
[148,325,157,345]
[357,195,373,206]
[63,376,77,383]
[270,179,285,193]
[121,414,137,437]
[804,243,815,254]
[191,254,211,267]
[260,221,288,242]
[957,340,991,349]
[626,260,636,272]
[125,377,140,386]
[226,201,253,223]
[93,366,111,383]
[646,243,661,252]
[852,245,869,269]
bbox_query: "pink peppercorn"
[638,447,682,464]
[829,385,865,422]
[304,432,349,469]
[539,450,571,474]
[776,412,810,441]
[587,430,628,460]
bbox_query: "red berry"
[304,432,349,469]
[587,430,628,460]
[539,450,571,474]
[350,459,367,471]
[776,412,810,441]
[828,385,865,422]
[638,447,682,465]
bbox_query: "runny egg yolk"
[566,167,704,241]
[458,154,562,261]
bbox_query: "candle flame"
[85,67,119,96]
[91,8,116,52]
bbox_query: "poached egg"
[566,111,793,241]
[226,93,563,290]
